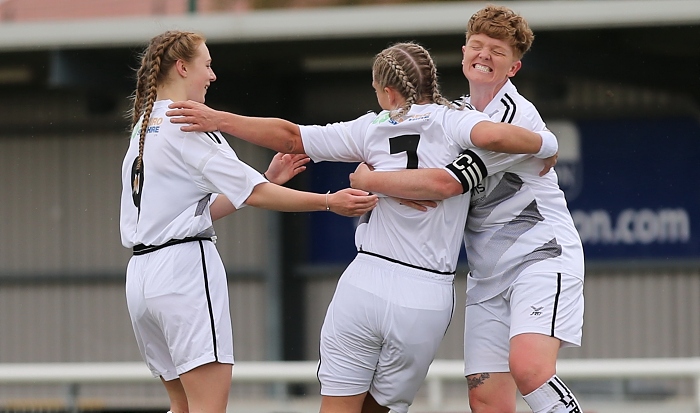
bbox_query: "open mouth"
[473,63,492,73]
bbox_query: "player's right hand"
[328,188,378,217]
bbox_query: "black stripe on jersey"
[551,272,562,337]
[452,95,476,111]
[499,98,510,122]
[445,149,488,194]
[198,240,218,361]
[206,131,222,144]
[500,93,517,124]
[451,95,466,106]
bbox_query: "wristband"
[535,130,558,159]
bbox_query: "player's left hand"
[540,152,558,176]
[166,100,221,132]
[393,197,437,212]
[264,153,311,185]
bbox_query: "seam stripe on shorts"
[316,351,322,385]
[551,272,562,337]
[442,284,456,337]
[198,240,218,361]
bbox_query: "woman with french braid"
[167,41,558,413]
[120,30,378,413]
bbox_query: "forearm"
[355,169,460,200]
[471,121,557,157]
[245,182,326,212]
[217,112,305,154]
[210,194,237,221]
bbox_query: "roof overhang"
[0,0,699,51]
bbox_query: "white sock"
[522,375,582,413]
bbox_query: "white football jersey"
[300,103,530,274]
[458,80,585,304]
[120,100,266,248]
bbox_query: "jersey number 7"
[389,134,420,169]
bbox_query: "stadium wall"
[1,78,698,352]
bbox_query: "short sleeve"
[444,109,492,149]
[300,112,377,163]
[182,131,266,209]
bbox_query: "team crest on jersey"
[130,118,143,140]
[372,112,392,124]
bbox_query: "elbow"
[433,176,463,199]
[286,136,305,154]
[283,124,306,154]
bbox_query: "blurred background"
[0,0,699,412]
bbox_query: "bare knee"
[161,377,189,413]
[509,334,559,394]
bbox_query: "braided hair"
[372,42,456,121]
[127,30,205,177]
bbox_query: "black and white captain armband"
[535,130,558,159]
[445,149,488,194]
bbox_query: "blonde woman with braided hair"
[120,30,378,413]
[167,41,558,413]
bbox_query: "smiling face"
[462,33,521,89]
[183,42,216,103]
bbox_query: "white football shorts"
[318,253,455,413]
[125,240,234,381]
[464,271,583,376]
